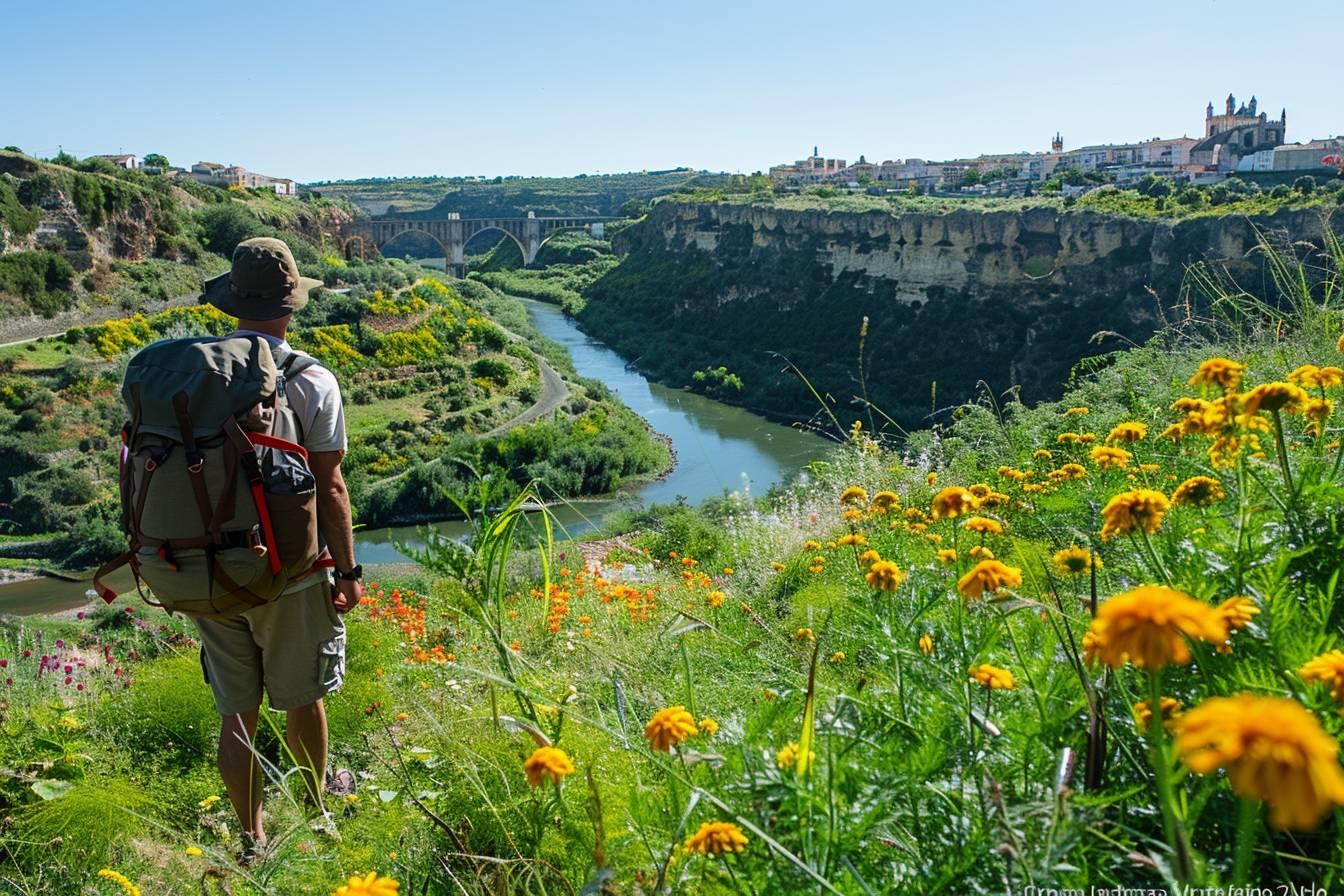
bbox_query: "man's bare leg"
[286,700,328,809]
[219,710,265,842]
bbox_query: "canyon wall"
[581,200,1329,426]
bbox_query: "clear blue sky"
[7,0,1340,183]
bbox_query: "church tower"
[1226,93,1236,115]
[1051,132,1063,153]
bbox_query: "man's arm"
[309,449,362,613]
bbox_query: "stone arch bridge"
[342,212,616,275]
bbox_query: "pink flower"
[63,665,73,674]
[64,676,72,685]
[0,659,8,668]
[76,683,84,691]
[76,611,85,620]
[54,640,64,649]
[22,650,30,659]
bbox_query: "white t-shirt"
[232,329,347,454]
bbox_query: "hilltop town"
[769,93,1342,195]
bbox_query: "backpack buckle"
[144,457,157,472]
[187,452,204,473]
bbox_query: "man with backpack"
[98,237,363,859]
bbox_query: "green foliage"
[0,178,41,239]
[0,250,76,315]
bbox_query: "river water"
[1,298,830,613]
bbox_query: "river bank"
[0,296,828,614]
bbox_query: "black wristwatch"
[333,564,363,581]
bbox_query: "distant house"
[188,160,297,196]
[96,154,140,169]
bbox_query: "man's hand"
[332,577,363,614]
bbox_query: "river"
[1,298,830,614]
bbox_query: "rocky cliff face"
[585,201,1326,425]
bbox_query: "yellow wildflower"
[97,870,141,896]
[1189,357,1246,392]
[1299,651,1344,704]
[968,544,995,560]
[918,633,934,656]
[829,651,845,663]
[963,516,1003,535]
[1177,695,1344,830]
[1083,585,1227,669]
[698,718,719,735]
[1052,546,1099,577]
[869,490,900,512]
[1100,489,1170,540]
[1133,697,1182,733]
[935,548,958,566]
[839,486,868,505]
[793,627,815,642]
[1089,445,1132,470]
[1243,381,1308,415]
[931,486,977,519]
[645,706,698,752]
[969,664,1016,690]
[1171,475,1225,507]
[523,746,575,787]
[684,820,749,855]
[1063,406,1090,417]
[956,560,1023,599]
[706,590,726,608]
[776,741,815,770]
[332,872,401,896]
[864,560,905,592]
[1106,421,1148,444]
[836,532,868,547]
[1216,596,1259,632]
[857,549,882,568]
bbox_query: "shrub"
[0,250,75,316]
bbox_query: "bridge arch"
[536,224,600,256]
[377,227,451,265]
[342,235,368,261]
[463,224,528,263]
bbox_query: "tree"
[619,198,650,218]
[142,153,170,169]
[1293,175,1316,195]
[960,168,982,186]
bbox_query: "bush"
[0,250,76,315]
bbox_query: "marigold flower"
[1099,488,1170,540]
[1289,364,1344,390]
[869,490,900,511]
[935,548,958,566]
[1033,448,1054,461]
[839,486,868,505]
[865,559,905,592]
[1063,406,1090,417]
[770,561,786,571]
[857,549,882,568]
[963,516,1003,535]
[698,718,719,735]
[1189,357,1246,392]
[1089,445,1132,470]
[1106,421,1148,444]
[645,706,698,752]
[836,533,868,547]
[802,540,821,552]
[1133,696,1182,733]
[1052,546,1099,577]
[1217,596,1259,632]
[931,486,977,519]
[925,533,944,545]
[918,633,934,656]
[829,651,845,663]
[1243,381,1308,415]
[969,664,1016,690]
[1083,585,1227,669]
[1299,651,1344,703]
[793,627,815,642]
[776,741,815,770]
[684,820,749,855]
[1057,432,1083,444]
[957,560,1023,599]
[523,746,575,787]
[1057,462,1087,480]
[706,590,726,608]
[333,872,401,896]
[1171,475,1225,507]
[1176,694,1344,830]
[968,544,995,560]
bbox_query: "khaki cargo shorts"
[193,577,346,714]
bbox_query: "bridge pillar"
[446,215,466,278]
[523,213,542,266]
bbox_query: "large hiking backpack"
[93,335,327,618]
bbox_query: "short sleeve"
[289,366,348,454]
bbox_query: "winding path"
[481,353,569,437]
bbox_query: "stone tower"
[1051,132,1063,152]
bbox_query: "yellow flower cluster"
[969,664,1016,690]
[956,560,1023,599]
[1100,489,1170,540]
[332,872,401,896]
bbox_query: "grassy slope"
[4,235,1344,893]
